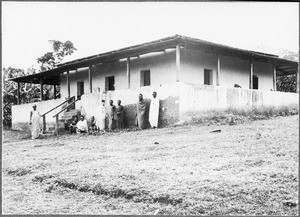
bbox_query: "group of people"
[69,99,125,134]
[29,91,160,138]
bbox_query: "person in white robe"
[96,100,107,131]
[149,91,160,128]
[76,115,88,133]
[29,104,41,139]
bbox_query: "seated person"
[89,116,98,134]
[69,115,78,134]
[76,115,88,134]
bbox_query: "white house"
[10,35,299,132]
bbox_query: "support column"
[249,59,253,89]
[67,71,70,99]
[40,78,43,101]
[54,85,57,99]
[176,45,180,82]
[217,56,220,86]
[89,65,93,93]
[296,67,299,93]
[17,82,21,105]
[127,57,131,88]
[273,64,277,91]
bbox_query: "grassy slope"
[2,116,299,215]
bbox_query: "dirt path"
[2,116,299,215]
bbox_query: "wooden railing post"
[42,115,46,132]
[55,115,59,135]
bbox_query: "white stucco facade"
[59,47,275,100]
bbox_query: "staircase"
[40,96,81,136]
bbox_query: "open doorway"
[105,76,115,91]
[77,82,84,99]
[253,75,258,90]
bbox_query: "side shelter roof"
[10,35,298,85]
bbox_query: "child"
[89,116,98,134]
[69,115,78,134]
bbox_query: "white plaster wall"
[12,98,66,131]
[12,82,299,131]
[181,49,274,90]
[181,49,217,85]
[60,68,90,100]
[79,83,180,121]
[179,82,299,115]
[59,51,177,100]
[219,55,250,89]
[253,61,274,91]
[129,51,177,88]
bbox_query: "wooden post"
[217,56,220,86]
[89,65,93,93]
[40,78,43,101]
[127,57,130,88]
[249,59,253,89]
[176,45,180,82]
[67,71,70,100]
[273,64,277,91]
[17,82,21,105]
[42,115,46,132]
[54,85,57,99]
[296,67,299,93]
[55,115,59,135]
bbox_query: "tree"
[3,40,77,129]
[276,50,299,93]
[3,67,41,128]
[37,40,77,100]
[37,40,77,71]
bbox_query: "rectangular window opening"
[140,70,151,87]
[204,69,213,85]
[77,82,84,98]
[105,76,115,91]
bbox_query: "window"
[105,76,115,91]
[77,82,84,98]
[253,75,258,90]
[204,69,213,85]
[140,70,151,87]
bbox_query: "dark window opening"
[105,76,115,91]
[140,70,151,87]
[204,69,213,85]
[77,82,84,98]
[253,75,258,90]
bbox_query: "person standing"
[29,104,41,139]
[107,100,116,131]
[116,100,124,130]
[149,91,159,128]
[136,94,147,129]
[96,100,107,131]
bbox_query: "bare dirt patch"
[2,116,298,215]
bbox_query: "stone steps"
[44,109,81,135]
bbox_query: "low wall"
[79,83,180,128]
[12,98,66,132]
[179,83,299,119]
[12,82,299,132]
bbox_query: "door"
[77,82,84,98]
[105,76,115,91]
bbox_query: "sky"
[2,2,299,71]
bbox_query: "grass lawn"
[2,115,299,215]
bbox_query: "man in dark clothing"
[136,94,147,129]
[116,100,124,130]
